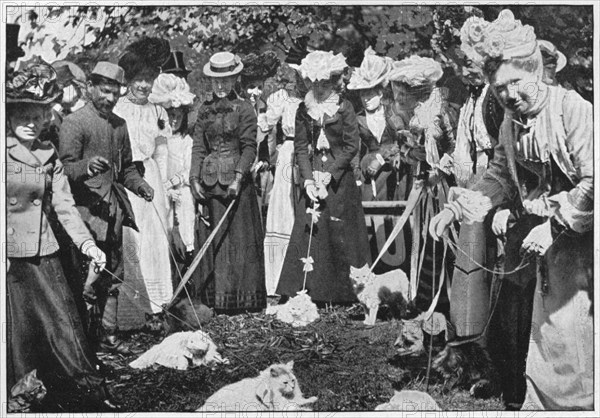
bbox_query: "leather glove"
[492,209,512,236]
[227,173,243,199]
[521,220,553,256]
[81,240,106,272]
[87,156,110,176]
[429,208,455,241]
[305,180,319,203]
[138,182,154,202]
[190,177,207,203]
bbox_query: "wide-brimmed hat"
[7,62,62,104]
[7,23,25,62]
[241,51,280,83]
[538,40,567,72]
[347,46,393,90]
[148,73,196,108]
[90,61,126,85]
[118,37,171,82]
[292,50,347,82]
[52,60,87,83]
[388,55,443,87]
[203,52,243,78]
[161,51,191,77]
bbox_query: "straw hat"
[203,52,243,78]
[7,63,62,104]
[538,40,567,72]
[148,73,196,108]
[347,47,393,90]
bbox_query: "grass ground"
[94,304,504,412]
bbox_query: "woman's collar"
[304,90,340,122]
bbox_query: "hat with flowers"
[388,55,444,87]
[148,72,196,108]
[290,50,347,82]
[347,46,393,90]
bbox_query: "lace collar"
[304,90,340,123]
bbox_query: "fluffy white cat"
[349,264,410,325]
[197,361,317,412]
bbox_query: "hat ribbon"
[210,63,238,73]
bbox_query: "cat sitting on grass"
[197,361,317,412]
[349,264,411,325]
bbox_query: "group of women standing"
[5,6,593,412]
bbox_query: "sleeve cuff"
[548,191,593,233]
[375,153,385,166]
[447,187,493,224]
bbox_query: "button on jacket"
[59,103,147,241]
[6,136,93,258]
[190,92,258,189]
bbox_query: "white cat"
[197,361,318,412]
[265,290,320,327]
[129,330,228,370]
[349,264,410,326]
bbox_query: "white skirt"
[264,141,296,296]
[119,158,173,329]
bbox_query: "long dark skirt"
[191,182,266,312]
[487,214,542,409]
[6,254,103,392]
[277,170,371,303]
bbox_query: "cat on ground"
[197,361,318,412]
[432,342,499,399]
[349,264,410,325]
[144,297,214,337]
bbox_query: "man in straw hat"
[430,9,593,410]
[59,61,152,355]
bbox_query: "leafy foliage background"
[12,5,594,102]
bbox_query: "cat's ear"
[285,360,294,370]
[145,313,153,320]
[256,381,274,406]
[270,366,280,378]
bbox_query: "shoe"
[98,335,142,355]
[84,386,122,412]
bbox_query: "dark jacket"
[356,106,401,175]
[6,136,93,258]
[59,103,146,241]
[190,92,258,187]
[294,98,360,184]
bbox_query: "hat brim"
[163,68,192,77]
[203,62,243,78]
[6,92,61,105]
[347,77,387,91]
[556,51,567,73]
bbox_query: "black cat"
[144,298,214,337]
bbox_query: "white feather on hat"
[149,73,195,108]
[347,46,394,90]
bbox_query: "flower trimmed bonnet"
[149,73,196,108]
[291,50,347,82]
[388,55,443,87]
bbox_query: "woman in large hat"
[386,55,457,311]
[276,50,371,304]
[430,10,593,410]
[6,62,117,411]
[113,37,174,329]
[346,47,411,272]
[189,51,266,312]
[149,73,197,261]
